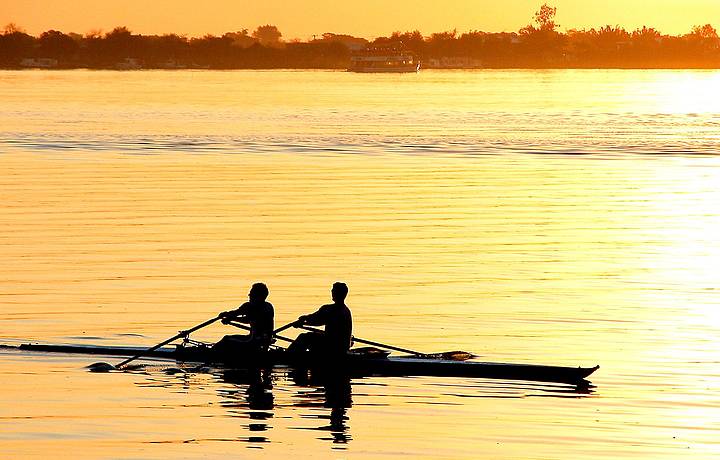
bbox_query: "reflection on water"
[289,370,353,447]
[2,69,720,156]
[221,369,274,446]
[117,362,593,450]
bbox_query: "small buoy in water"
[87,362,116,373]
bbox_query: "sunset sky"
[3,0,720,39]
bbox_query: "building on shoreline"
[425,56,483,69]
[20,58,58,69]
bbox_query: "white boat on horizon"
[348,44,420,73]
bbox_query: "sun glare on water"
[637,160,720,323]
[653,71,720,115]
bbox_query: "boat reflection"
[133,364,594,449]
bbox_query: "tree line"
[2,5,719,69]
[0,24,351,69]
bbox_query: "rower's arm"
[299,305,328,326]
[220,303,250,323]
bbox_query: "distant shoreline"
[3,12,719,71]
[3,65,720,70]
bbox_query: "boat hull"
[3,343,598,384]
[348,63,420,73]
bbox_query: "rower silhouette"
[288,282,353,357]
[212,283,275,354]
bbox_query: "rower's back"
[295,282,353,356]
[214,282,275,354]
[309,301,353,353]
[239,298,275,346]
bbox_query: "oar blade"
[87,362,117,372]
[349,346,391,358]
[419,351,476,361]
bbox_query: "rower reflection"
[218,367,354,446]
[324,378,352,445]
[220,368,274,445]
[291,369,353,446]
[223,368,274,410]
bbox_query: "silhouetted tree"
[392,30,425,54]
[683,24,720,59]
[101,27,139,62]
[189,34,234,67]
[139,34,191,66]
[425,30,458,57]
[38,30,79,60]
[518,4,564,65]
[224,29,257,48]
[317,33,367,47]
[691,24,718,40]
[520,3,558,34]
[0,27,36,65]
[4,23,24,34]
[688,24,719,50]
[252,25,282,47]
[535,4,558,32]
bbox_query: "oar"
[295,324,474,361]
[273,320,301,335]
[113,315,223,369]
[225,318,305,344]
[226,320,294,344]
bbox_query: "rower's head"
[331,282,348,303]
[249,282,269,301]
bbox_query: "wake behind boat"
[0,341,599,384]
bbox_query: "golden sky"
[2,0,720,38]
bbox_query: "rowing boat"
[0,342,599,384]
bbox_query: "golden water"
[1,70,720,458]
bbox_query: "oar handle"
[116,315,222,368]
[273,320,300,335]
[227,321,294,344]
[296,324,425,357]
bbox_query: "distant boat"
[348,44,420,73]
[114,58,142,70]
[20,58,58,69]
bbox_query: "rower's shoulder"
[323,302,350,312]
[314,303,341,315]
[254,300,273,309]
[241,300,274,310]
